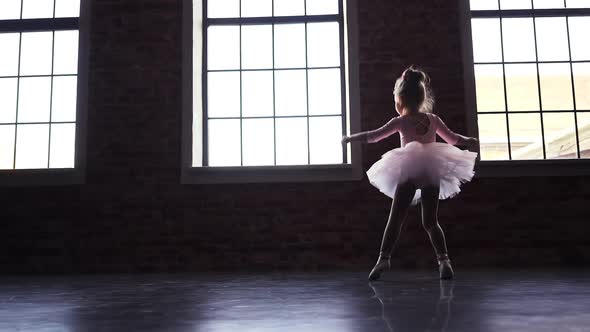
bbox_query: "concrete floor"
[0,269,589,331]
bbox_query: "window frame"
[459,0,590,177]
[0,0,90,186]
[181,0,363,184]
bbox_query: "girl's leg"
[368,182,416,281]
[420,186,453,279]
[380,182,417,256]
[420,186,447,256]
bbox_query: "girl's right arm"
[434,114,479,150]
[342,117,401,145]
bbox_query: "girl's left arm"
[342,117,401,145]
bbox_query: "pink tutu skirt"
[366,142,478,205]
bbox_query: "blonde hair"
[393,66,434,113]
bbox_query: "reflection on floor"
[0,270,589,331]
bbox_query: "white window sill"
[181,163,364,184]
[475,159,590,177]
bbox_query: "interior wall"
[1,0,589,273]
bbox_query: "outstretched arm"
[434,114,479,151]
[341,132,367,144]
[455,135,479,148]
[342,117,401,145]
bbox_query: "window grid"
[304,0,311,166]
[272,0,277,166]
[4,32,78,169]
[497,7,512,160]
[0,0,79,170]
[531,8,548,159]
[202,0,209,166]
[238,3,243,167]
[12,30,23,168]
[471,0,590,160]
[338,0,347,164]
[564,5,582,158]
[48,29,55,168]
[203,0,347,167]
[207,65,341,73]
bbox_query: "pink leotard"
[365,113,460,147]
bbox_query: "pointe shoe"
[368,256,391,281]
[438,259,454,280]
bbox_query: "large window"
[183,0,361,183]
[0,0,81,171]
[199,0,349,167]
[469,0,590,161]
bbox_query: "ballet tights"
[378,182,449,261]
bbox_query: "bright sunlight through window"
[470,0,590,160]
[0,0,80,170]
[197,0,348,167]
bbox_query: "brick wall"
[1,0,589,274]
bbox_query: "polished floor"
[0,269,589,331]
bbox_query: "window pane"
[505,64,540,112]
[49,123,75,168]
[276,117,308,165]
[22,0,54,19]
[208,0,239,18]
[208,71,240,118]
[208,119,241,166]
[568,17,590,61]
[0,125,15,169]
[242,118,274,166]
[208,26,240,70]
[308,68,341,115]
[500,0,532,9]
[509,113,544,160]
[471,19,503,63]
[534,0,565,8]
[578,113,590,158]
[539,63,573,111]
[20,32,53,76]
[52,76,77,122]
[275,70,307,116]
[0,33,20,76]
[241,0,272,17]
[241,25,273,69]
[15,123,49,169]
[55,0,80,18]
[309,116,342,164]
[306,0,338,15]
[502,18,536,62]
[470,0,499,10]
[0,78,18,123]
[307,22,340,68]
[274,24,306,69]
[573,63,590,110]
[53,30,79,75]
[535,17,569,61]
[474,64,505,112]
[18,77,51,123]
[567,0,590,8]
[0,0,21,20]
[274,0,305,16]
[477,114,510,160]
[543,113,577,159]
[242,71,273,117]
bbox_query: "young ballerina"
[342,66,479,280]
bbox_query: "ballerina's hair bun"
[394,65,434,113]
[402,66,427,84]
